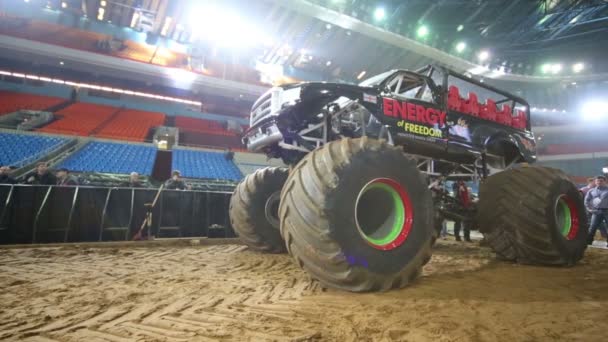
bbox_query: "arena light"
[457,24,464,32]
[477,50,489,62]
[61,2,67,8]
[130,12,139,28]
[357,70,367,80]
[572,63,584,73]
[550,63,562,74]
[0,69,202,106]
[540,63,551,74]
[188,5,272,48]
[455,41,466,53]
[373,7,386,21]
[165,68,198,89]
[417,25,429,38]
[582,100,608,121]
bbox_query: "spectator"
[584,175,608,247]
[0,166,16,184]
[580,177,596,195]
[120,172,144,188]
[224,148,234,161]
[164,170,189,190]
[580,177,608,239]
[429,178,448,239]
[56,168,78,186]
[24,162,56,185]
[452,180,472,242]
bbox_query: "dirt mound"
[0,241,605,341]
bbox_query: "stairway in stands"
[152,150,172,182]
[89,107,124,136]
[45,99,74,113]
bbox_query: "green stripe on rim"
[355,178,414,251]
[555,195,579,240]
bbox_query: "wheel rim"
[355,178,414,250]
[265,191,281,229]
[555,194,579,240]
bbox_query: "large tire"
[279,137,436,292]
[229,167,288,253]
[478,166,588,265]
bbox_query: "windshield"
[358,70,396,87]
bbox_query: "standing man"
[24,162,56,185]
[584,175,608,247]
[164,170,190,190]
[580,177,596,195]
[0,166,16,184]
[453,180,472,242]
[121,172,144,188]
[580,176,608,239]
[56,168,78,186]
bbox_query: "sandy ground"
[0,240,606,342]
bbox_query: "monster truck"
[229,65,588,292]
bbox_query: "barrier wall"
[0,185,235,244]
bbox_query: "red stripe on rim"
[371,178,414,251]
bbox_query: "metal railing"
[0,184,234,244]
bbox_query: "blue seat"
[0,132,69,167]
[171,148,242,181]
[57,141,157,175]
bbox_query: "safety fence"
[0,184,235,244]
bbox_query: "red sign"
[383,98,446,127]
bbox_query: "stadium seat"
[94,109,165,142]
[39,103,118,136]
[0,131,69,167]
[480,99,497,122]
[465,92,480,117]
[58,141,157,175]
[496,105,512,126]
[512,110,527,129]
[447,86,461,111]
[174,116,236,136]
[0,91,65,115]
[172,149,242,181]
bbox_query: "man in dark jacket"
[24,162,56,185]
[164,170,189,190]
[0,166,16,184]
[452,180,472,242]
[585,175,608,247]
[56,168,78,186]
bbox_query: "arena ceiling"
[72,0,608,82]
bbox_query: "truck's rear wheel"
[478,166,588,265]
[279,138,435,292]
[229,167,288,253]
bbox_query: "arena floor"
[1,239,606,342]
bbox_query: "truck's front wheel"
[229,167,288,253]
[279,138,436,292]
